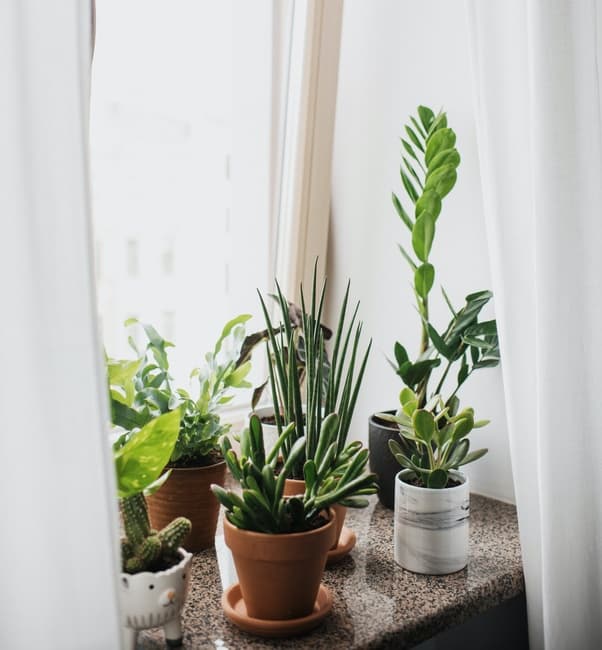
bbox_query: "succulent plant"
[257,262,372,479]
[112,408,192,572]
[211,414,378,534]
[381,388,489,488]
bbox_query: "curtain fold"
[467,1,602,648]
[0,2,121,648]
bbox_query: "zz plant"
[212,415,378,534]
[258,264,372,479]
[114,409,192,573]
[391,105,499,408]
[382,389,488,489]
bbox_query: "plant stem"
[417,295,430,407]
[434,358,453,396]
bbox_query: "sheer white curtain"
[467,1,602,648]
[0,2,121,648]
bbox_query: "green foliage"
[108,315,252,466]
[212,415,378,533]
[257,263,372,478]
[381,388,489,489]
[390,105,499,409]
[113,409,192,573]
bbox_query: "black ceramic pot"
[369,410,401,509]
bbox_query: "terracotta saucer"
[327,526,357,565]
[222,583,332,638]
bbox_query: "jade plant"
[390,105,499,408]
[382,388,488,488]
[257,263,372,479]
[108,315,252,466]
[211,415,378,534]
[114,409,192,573]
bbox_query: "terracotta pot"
[223,510,336,620]
[283,478,347,550]
[147,460,226,553]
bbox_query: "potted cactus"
[257,265,372,559]
[108,315,252,551]
[369,105,500,508]
[212,415,377,635]
[114,409,192,649]
[380,389,488,574]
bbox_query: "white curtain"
[467,1,602,648]
[0,2,121,649]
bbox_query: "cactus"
[120,493,191,573]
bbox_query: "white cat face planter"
[120,548,192,649]
[394,469,469,575]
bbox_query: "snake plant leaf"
[427,468,448,489]
[457,354,470,385]
[412,211,435,262]
[413,409,436,443]
[425,128,456,167]
[427,323,452,359]
[415,263,435,299]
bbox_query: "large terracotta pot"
[283,478,347,550]
[223,511,336,620]
[147,460,226,552]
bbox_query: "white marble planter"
[120,548,192,649]
[394,469,469,575]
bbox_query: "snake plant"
[211,414,378,534]
[257,263,372,479]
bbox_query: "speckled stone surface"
[137,494,523,650]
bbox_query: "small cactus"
[120,493,191,573]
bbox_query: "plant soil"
[168,449,223,469]
[124,552,181,575]
[402,476,462,489]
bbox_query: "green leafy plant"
[391,105,500,408]
[114,409,192,573]
[108,315,252,466]
[211,414,378,534]
[381,388,488,488]
[257,264,372,478]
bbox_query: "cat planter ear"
[121,576,129,589]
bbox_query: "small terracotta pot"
[147,460,226,552]
[283,478,347,550]
[223,510,336,620]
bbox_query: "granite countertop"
[137,493,523,649]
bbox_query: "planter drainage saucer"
[222,583,332,637]
[327,526,356,565]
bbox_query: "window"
[90,1,289,394]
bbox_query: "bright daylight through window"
[90,0,285,398]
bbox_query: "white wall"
[327,0,515,502]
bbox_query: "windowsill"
[137,493,525,649]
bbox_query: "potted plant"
[380,389,488,574]
[212,414,377,635]
[369,105,500,508]
[108,315,252,551]
[114,408,193,649]
[257,265,373,558]
[238,298,332,453]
